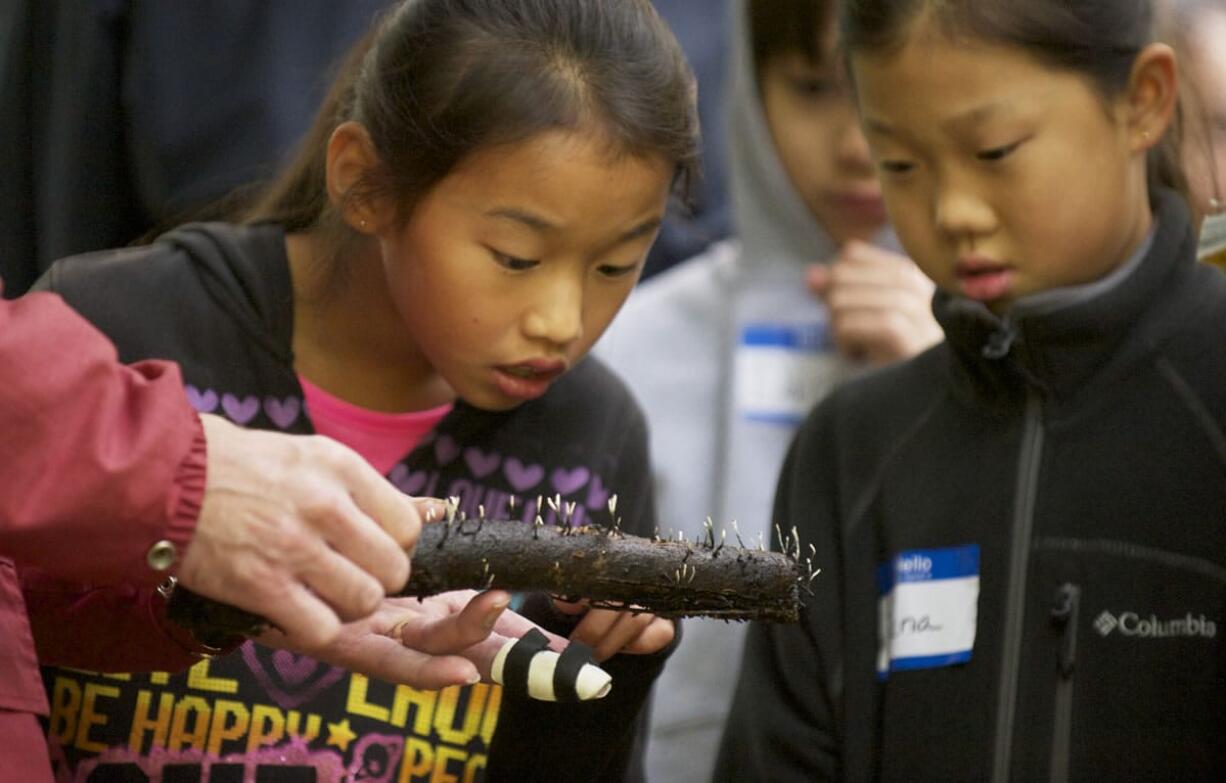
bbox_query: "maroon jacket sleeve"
[0,290,206,584]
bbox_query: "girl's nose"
[522,273,584,347]
[837,118,873,171]
[934,183,997,241]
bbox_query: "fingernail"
[466,671,482,685]
[484,608,504,630]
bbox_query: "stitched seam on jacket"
[1156,357,1226,468]
[1033,536,1226,584]
[844,389,949,539]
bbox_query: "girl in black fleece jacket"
[718,0,1226,780]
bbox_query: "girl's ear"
[1127,43,1178,153]
[325,121,391,234]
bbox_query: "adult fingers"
[257,582,343,651]
[324,437,424,553]
[300,543,387,623]
[304,488,412,594]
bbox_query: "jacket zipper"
[1048,583,1080,783]
[992,390,1044,783]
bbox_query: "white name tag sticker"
[877,544,980,678]
[734,323,838,424]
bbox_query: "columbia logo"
[1094,611,1119,636]
[1092,610,1215,639]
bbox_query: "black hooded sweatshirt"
[33,221,668,783]
[716,190,1226,782]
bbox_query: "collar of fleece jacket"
[932,188,1204,405]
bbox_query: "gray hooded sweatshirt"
[595,2,899,780]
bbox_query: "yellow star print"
[326,718,357,752]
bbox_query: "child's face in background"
[759,49,887,244]
[379,130,671,411]
[852,32,1155,311]
[1183,9,1226,218]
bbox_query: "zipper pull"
[981,320,1018,359]
[1050,583,1081,677]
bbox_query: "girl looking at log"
[28,0,696,780]
[597,0,943,776]
[717,0,1226,779]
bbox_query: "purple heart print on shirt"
[264,396,301,429]
[221,393,260,425]
[389,463,429,495]
[185,385,219,413]
[586,474,611,509]
[464,448,502,478]
[240,642,346,710]
[551,466,591,495]
[504,457,545,492]
[434,434,461,466]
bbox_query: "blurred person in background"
[596,1,941,780]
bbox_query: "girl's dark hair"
[245,0,699,250]
[839,0,1190,203]
[748,0,835,71]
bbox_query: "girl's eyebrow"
[486,207,663,245]
[864,99,1011,139]
[863,116,897,137]
[486,207,557,232]
[617,218,663,244]
[943,100,1009,131]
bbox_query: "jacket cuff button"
[146,540,178,572]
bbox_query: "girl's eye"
[789,76,837,99]
[977,139,1024,162]
[493,252,538,271]
[879,160,914,175]
[597,262,639,279]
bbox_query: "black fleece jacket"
[716,190,1226,782]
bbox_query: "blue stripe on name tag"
[740,322,829,351]
[889,650,974,672]
[891,545,980,584]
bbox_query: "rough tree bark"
[166,516,816,645]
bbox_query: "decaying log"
[166,515,817,645]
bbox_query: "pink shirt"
[298,376,452,475]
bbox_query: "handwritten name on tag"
[877,545,980,677]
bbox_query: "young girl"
[31,0,697,780]
[717,0,1226,780]
[597,1,940,778]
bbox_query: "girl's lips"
[955,259,1014,302]
[492,361,566,401]
[829,189,888,223]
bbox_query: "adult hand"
[257,590,569,690]
[552,600,675,662]
[807,240,943,363]
[178,414,431,651]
